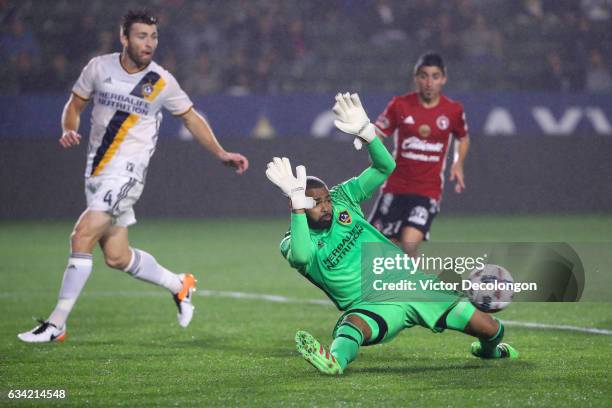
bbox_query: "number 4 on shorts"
[103,190,113,206]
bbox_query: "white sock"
[124,248,182,294]
[48,253,93,327]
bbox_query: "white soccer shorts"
[85,176,144,227]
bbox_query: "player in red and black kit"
[369,52,470,257]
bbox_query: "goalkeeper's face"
[305,187,332,230]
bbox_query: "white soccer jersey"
[72,52,193,181]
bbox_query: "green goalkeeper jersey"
[280,138,403,310]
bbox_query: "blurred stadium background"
[0,0,611,219]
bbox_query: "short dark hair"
[306,176,328,191]
[414,52,446,75]
[121,9,158,37]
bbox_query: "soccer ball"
[465,264,514,313]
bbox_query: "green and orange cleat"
[295,330,343,375]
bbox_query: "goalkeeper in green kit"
[266,93,518,375]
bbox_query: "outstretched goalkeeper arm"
[332,92,396,202]
[267,157,316,268]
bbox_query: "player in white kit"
[18,10,249,343]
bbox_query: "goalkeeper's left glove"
[332,92,376,150]
[265,157,315,210]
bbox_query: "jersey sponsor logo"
[418,124,431,138]
[338,210,352,225]
[401,136,444,153]
[322,224,364,269]
[97,91,151,115]
[408,206,428,226]
[436,115,449,130]
[401,151,440,162]
[403,115,415,124]
[376,115,390,129]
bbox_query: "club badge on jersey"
[338,210,352,225]
[436,115,449,130]
[141,82,154,98]
[418,124,431,138]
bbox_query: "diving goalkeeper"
[266,93,518,375]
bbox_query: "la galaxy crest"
[338,210,352,225]
[141,82,154,98]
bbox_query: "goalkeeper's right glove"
[265,157,315,210]
[332,92,376,150]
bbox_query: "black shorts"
[368,193,439,240]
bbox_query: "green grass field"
[1,215,611,407]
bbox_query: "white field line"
[3,289,612,335]
[501,320,612,335]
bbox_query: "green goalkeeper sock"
[479,319,504,358]
[330,322,364,370]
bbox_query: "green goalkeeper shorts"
[332,298,477,346]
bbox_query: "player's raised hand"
[219,151,249,174]
[332,92,376,150]
[265,157,315,210]
[450,162,466,193]
[59,130,82,148]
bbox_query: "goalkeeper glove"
[332,92,376,150]
[265,157,315,210]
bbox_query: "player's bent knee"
[343,314,372,343]
[104,252,131,270]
